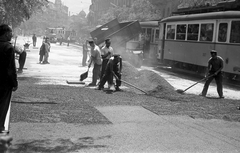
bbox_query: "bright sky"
[48,0,91,15]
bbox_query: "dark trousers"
[39,54,44,62]
[99,64,122,88]
[19,51,27,70]
[33,41,36,47]
[0,89,12,131]
[201,72,223,97]
[100,59,109,79]
[92,63,101,85]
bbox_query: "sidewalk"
[9,106,240,152]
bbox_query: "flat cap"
[210,50,217,53]
[105,38,111,42]
[88,38,94,43]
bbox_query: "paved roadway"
[8,36,240,153]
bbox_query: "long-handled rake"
[112,72,148,94]
[176,74,215,94]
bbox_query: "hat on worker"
[210,50,217,53]
[88,38,94,43]
[105,38,111,43]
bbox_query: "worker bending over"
[98,54,122,91]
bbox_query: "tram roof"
[160,11,240,23]
[140,21,159,27]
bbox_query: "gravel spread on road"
[11,61,240,125]
[122,61,240,122]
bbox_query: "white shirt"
[101,45,114,59]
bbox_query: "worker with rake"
[97,54,122,91]
[200,50,224,98]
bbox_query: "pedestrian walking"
[100,38,114,80]
[32,34,37,47]
[67,36,70,46]
[39,38,45,64]
[82,40,89,66]
[15,44,27,73]
[98,54,122,91]
[42,37,51,64]
[88,39,102,86]
[200,50,224,98]
[0,24,18,134]
[59,35,63,45]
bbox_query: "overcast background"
[48,0,91,15]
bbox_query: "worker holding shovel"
[200,50,224,98]
[87,39,102,86]
[97,54,122,91]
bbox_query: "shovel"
[176,74,215,94]
[80,67,90,81]
[80,60,92,81]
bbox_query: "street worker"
[15,44,27,73]
[0,24,18,134]
[97,54,122,91]
[100,38,114,80]
[82,40,89,66]
[200,50,224,98]
[32,34,37,47]
[42,37,51,64]
[88,39,102,86]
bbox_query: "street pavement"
[6,36,240,153]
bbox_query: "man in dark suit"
[0,24,18,134]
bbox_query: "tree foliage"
[99,0,161,24]
[0,0,48,28]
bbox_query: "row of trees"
[0,0,48,28]
[98,0,161,25]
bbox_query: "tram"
[159,11,240,81]
[45,27,76,43]
[126,20,160,61]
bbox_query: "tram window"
[230,21,240,43]
[187,24,199,41]
[142,28,146,34]
[147,28,152,41]
[155,29,160,42]
[176,24,186,40]
[218,23,228,42]
[200,23,213,42]
[166,25,175,40]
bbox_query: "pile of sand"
[122,61,184,101]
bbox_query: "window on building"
[230,21,240,43]
[218,23,228,42]
[187,24,199,41]
[176,24,186,40]
[166,24,175,40]
[200,23,214,42]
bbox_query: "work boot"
[88,83,96,86]
[115,86,121,91]
[96,86,103,90]
[17,69,23,73]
